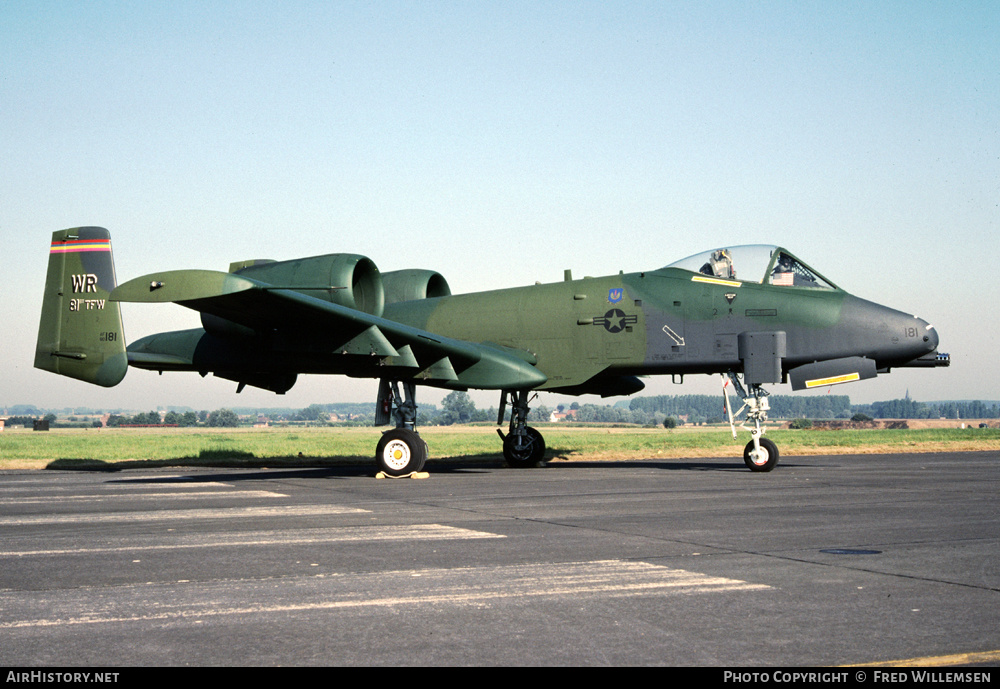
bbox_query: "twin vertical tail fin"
[34,227,128,387]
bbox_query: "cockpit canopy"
[665,245,838,289]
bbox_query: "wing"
[111,270,546,391]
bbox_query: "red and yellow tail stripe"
[50,238,112,253]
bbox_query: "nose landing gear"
[723,372,779,472]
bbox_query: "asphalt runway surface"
[1,451,998,667]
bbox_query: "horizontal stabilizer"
[127,351,196,368]
[112,270,257,303]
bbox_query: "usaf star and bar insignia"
[594,308,638,333]
[596,288,637,333]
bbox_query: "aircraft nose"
[920,320,939,352]
[841,296,943,367]
[895,316,949,368]
[891,312,945,367]
[896,313,939,361]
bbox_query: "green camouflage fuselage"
[382,267,931,395]
[36,228,944,397]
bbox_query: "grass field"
[1,423,998,470]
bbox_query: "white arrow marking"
[662,324,685,346]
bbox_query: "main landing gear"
[374,379,427,476]
[722,372,779,472]
[496,390,547,467]
[373,382,549,475]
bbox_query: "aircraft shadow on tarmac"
[48,451,812,485]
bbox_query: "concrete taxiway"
[1,451,997,666]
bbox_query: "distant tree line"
[4,415,56,427]
[7,394,998,430]
[630,394,853,421]
[106,409,239,427]
[631,394,999,421]
[851,398,1000,420]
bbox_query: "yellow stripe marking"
[691,275,742,287]
[805,373,860,388]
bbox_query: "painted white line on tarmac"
[0,504,368,526]
[0,560,769,629]
[0,490,288,504]
[0,480,237,492]
[0,523,504,557]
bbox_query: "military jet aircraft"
[36,228,948,474]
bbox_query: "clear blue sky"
[3,1,997,411]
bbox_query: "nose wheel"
[744,437,778,472]
[724,372,780,473]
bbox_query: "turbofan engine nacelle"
[201,254,385,340]
[381,269,452,305]
[230,253,385,316]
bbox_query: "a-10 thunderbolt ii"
[36,227,948,475]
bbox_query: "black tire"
[503,426,546,468]
[376,428,427,476]
[744,437,778,472]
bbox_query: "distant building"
[550,409,578,422]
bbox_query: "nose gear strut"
[722,371,779,472]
